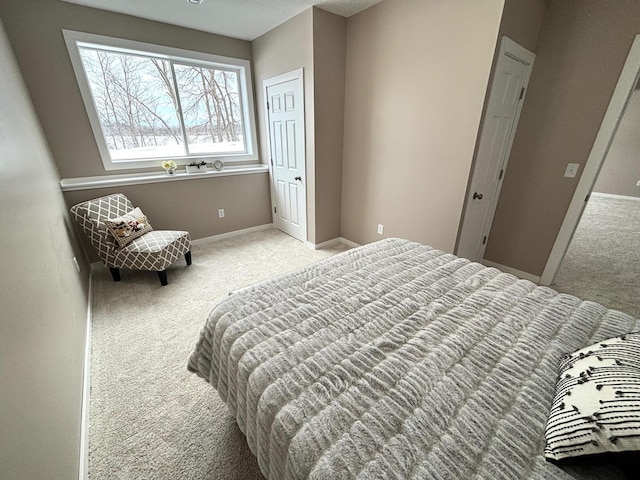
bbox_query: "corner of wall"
[252,8,316,242]
[312,7,346,244]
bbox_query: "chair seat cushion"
[114,230,191,271]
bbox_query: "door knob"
[473,192,483,200]
[294,176,302,181]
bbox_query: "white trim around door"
[540,34,640,285]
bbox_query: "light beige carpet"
[89,228,347,480]
[552,194,640,319]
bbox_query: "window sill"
[59,164,269,192]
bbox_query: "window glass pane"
[78,48,184,160]
[173,64,245,154]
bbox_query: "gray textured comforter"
[188,239,638,479]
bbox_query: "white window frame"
[63,30,258,171]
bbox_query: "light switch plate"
[564,163,579,178]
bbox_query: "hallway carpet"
[552,193,640,319]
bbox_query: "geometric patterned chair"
[70,193,191,286]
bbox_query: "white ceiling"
[60,0,382,41]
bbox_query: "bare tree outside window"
[78,47,247,161]
[174,64,244,154]
[79,48,184,159]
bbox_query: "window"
[64,31,257,170]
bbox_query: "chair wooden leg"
[157,270,168,286]
[185,251,192,266]
[109,268,121,282]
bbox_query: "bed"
[188,238,639,479]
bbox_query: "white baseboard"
[191,224,274,245]
[591,192,640,202]
[305,237,342,250]
[79,266,94,480]
[482,259,541,284]
[339,237,361,249]
[192,227,360,250]
[306,237,361,250]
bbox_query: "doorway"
[263,68,307,243]
[551,77,640,317]
[457,36,535,261]
[541,35,640,287]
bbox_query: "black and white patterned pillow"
[544,332,640,461]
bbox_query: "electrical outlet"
[377,224,384,235]
[564,163,579,178]
[218,209,225,218]
[72,256,80,273]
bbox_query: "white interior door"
[264,69,306,242]
[457,37,535,261]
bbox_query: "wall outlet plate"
[377,224,384,235]
[218,209,225,218]
[636,180,640,187]
[564,163,579,178]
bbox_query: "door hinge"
[498,169,504,180]
[482,236,487,245]
[270,158,273,166]
[519,87,525,100]
[274,206,277,213]
[585,194,590,202]
[267,101,270,110]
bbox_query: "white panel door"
[265,69,306,242]
[457,37,535,261]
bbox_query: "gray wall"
[0,0,272,248]
[456,0,547,253]
[485,0,640,276]
[64,173,272,263]
[498,0,547,53]
[0,17,89,480]
[252,9,317,241]
[312,8,346,244]
[593,88,640,198]
[341,0,505,251]
[252,7,346,245]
